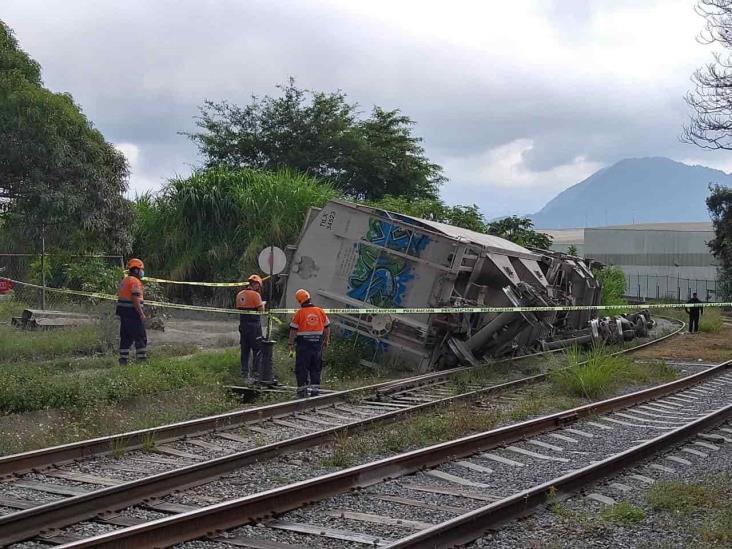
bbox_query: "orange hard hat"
[295,288,310,304]
[248,274,263,285]
[127,258,144,270]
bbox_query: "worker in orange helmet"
[236,274,265,383]
[288,289,330,398]
[116,258,147,365]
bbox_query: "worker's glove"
[288,348,295,358]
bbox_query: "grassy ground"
[549,345,676,399]
[0,385,240,454]
[632,323,732,363]
[0,323,112,362]
[0,349,243,414]
[646,476,732,544]
[547,475,732,546]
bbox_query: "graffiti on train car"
[347,218,430,307]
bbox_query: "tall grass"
[594,266,627,306]
[134,167,339,283]
[699,308,724,333]
[550,345,676,399]
[0,324,110,362]
[0,349,240,413]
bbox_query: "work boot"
[295,387,308,399]
[309,385,320,397]
[118,359,128,366]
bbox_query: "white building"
[543,223,719,300]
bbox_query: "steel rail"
[55,358,730,549]
[388,402,732,548]
[0,318,682,477]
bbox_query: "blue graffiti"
[347,219,430,307]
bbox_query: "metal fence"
[624,273,718,302]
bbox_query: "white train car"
[283,200,643,371]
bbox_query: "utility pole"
[41,223,46,310]
[267,243,274,340]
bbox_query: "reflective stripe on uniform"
[297,330,324,336]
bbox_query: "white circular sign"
[258,246,287,276]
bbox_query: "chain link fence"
[0,253,251,353]
[624,273,719,302]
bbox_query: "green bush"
[550,345,676,399]
[29,255,123,294]
[600,502,646,524]
[594,266,627,306]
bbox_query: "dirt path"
[147,318,240,348]
[631,324,732,363]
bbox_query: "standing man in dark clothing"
[236,275,265,383]
[116,258,147,365]
[686,292,703,333]
[288,289,330,398]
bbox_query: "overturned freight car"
[282,200,649,371]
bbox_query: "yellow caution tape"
[142,275,270,287]
[121,272,271,287]
[7,279,729,316]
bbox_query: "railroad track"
[54,358,732,549]
[0,320,682,546]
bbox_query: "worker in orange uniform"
[236,275,265,382]
[116,258,147,365]
[288,289,330,398]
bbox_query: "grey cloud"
[2,0,729,218]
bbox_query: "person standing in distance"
[236,275,265,383]
[685,292,704,334]
[116,258,147,365]
[288,289,330,398]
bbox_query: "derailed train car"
[282,200,650,371]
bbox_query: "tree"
[369,196,554,248]
[706,184,732,298]
[485,216,553,249]
[684,1,732,149]
[567,244,579,256]
[0,20,132,252]
[186,79,445,201]
[369,196,488,233]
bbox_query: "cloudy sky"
[4,0,732,218]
